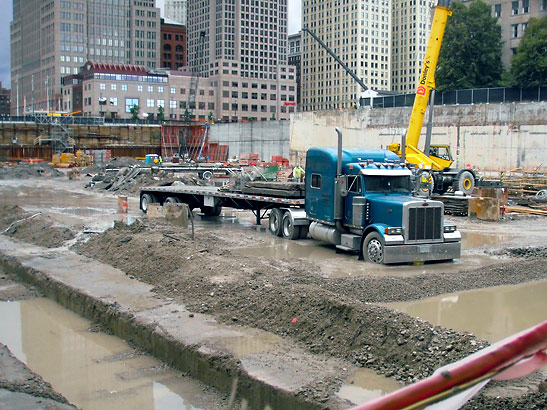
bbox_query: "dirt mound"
[0,205,75,248]
[0,163,63,179]
[75,220,494,386]
[493,247,547,259]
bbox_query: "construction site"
[0,91,546,409]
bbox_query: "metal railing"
[360,86,547,108]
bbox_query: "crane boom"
[302,26,368,92]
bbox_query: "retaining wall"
[289,102,547,172]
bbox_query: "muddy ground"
[0,193,546,408]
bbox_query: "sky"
[0,0,302,90]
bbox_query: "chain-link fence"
[360,86,547,108]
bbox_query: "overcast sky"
[0,1,302,90]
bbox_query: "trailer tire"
[202,204,222,216]
[269,208,284,237]
[164,196,181,204]
[140,193,157,213]
[282,212,301,240]
[363,231,384,264]
[453,170,475,195]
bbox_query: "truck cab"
[304,146,461,264]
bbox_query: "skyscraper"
[186,0,297,121]
[10,0,160,114]
[391,0,436,93]
[301,0,392,111]
[164,0,188,25]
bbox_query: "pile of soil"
[0,205,75,248]
[0,163,63,179]
[75,220,547,406]
[0,343,75,408]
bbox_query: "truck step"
[335,245,359,253]
[339,234,362,251]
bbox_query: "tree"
[157,105,164,121]
[436,0,503,91]
[129,104,139,120]
[510,17,547,87]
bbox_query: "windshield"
[364,175,412,194]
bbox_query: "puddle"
[0,298,228,410]
[461,231,514,251]
[234,239,507,278]
[382,280,547,343]
[336,368,401,405]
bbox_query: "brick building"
[161,18,187,70]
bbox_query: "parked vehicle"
[140,128,461,264]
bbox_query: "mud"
[0,343,75,409]
[1,177,546,408]
[74,219,547,390]
[0,163,63,179]
[0,205,75,248]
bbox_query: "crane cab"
[428,144,453,169]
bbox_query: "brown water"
[0,298,229,410]
[382,280,547,343]
[336,368,401,405]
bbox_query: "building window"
[138,85,143,92]
[522,0,529,13]
[512,1,519,15]
[109,97,118,106]
[156,99,164,108]
[148,86,153,92]
[542,0,547,11]
[125,98,139,113]
[170,87,176,94]
[111,84,117,90]
[100,83,106,90]
[158,86,164,93]
[122,84,127,91]
[147,98,155,108]
[170,100,177,109]
[512,24,519,38]
[494,4,501,18]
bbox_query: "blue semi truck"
[140,129,461,264]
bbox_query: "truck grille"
[407,206,442,241]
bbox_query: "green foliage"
[129,104,139,120]
[157,105,165,121]
[183,109,191,122]
[510,17,547,87]
[436,0,503,91]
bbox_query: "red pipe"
[349,320,547,410]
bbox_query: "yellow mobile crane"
[388,0,476,195]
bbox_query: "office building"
[301,0,392,111]
[0,83,10,116]
[288,32,302,106]
[186,0,297,121]
[161,18,188,70]
[391,0,436,93]
[10,0,160,115]
[164,0,187,25]
[487,0,547,68]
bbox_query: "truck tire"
[453,170,475,195]
[363,231,384,264]
[164,196,181,204]
[202,204,222,216]
[140,193,157,213]
[269,208,284,237]
[282,212,301,240]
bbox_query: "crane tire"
[453,170,475,195]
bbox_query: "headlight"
[385,227,403,235]
[444,225,457,233]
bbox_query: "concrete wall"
[209,121,291,162]
[289,102,547,172]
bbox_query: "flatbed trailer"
[139,184,305,225]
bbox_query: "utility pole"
[16,74,19,116]
[46,75,49,112]
[32,74,35,115]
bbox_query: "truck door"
[344,175,363,226]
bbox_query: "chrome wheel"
[363,232,384,264]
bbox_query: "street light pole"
[16,74,19,116]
